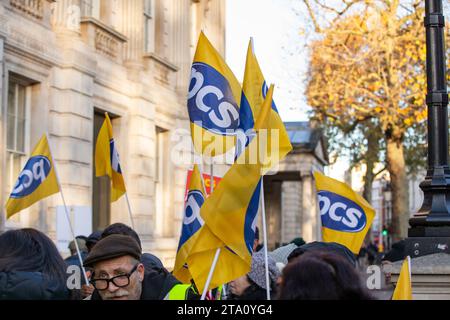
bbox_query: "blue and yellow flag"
[6,134,60,219]
[188,32,241,156]
[238,39,292,173]
[95,113,126,202]
[392,256,413,300]
[187,85,275,293]
[173,164,206,283]
[314,171,375,254]
[232,40,294,255]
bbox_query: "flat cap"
[83,234,142,268]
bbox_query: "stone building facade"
[262,122,328,248]
[0,0,225,266]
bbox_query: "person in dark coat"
[382,240,405,263]
[64,237,89,269]
[287,241,357,267]
[0,228,70,300]
[84,234,182,300]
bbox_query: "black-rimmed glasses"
[90,263,139,290]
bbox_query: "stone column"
[49,0,95,238]
[169,0,190,94]
[202,0,225,55]
[51,0,82,34]
[301,170,318,243]
[118,0,144,67]
[281,181,302,243]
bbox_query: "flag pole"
[210,158,214,194]
[46,133,89,286]
[124,192,135,230]
[260,179,271,300]
[201,247,221,300]
[199,156,219,301]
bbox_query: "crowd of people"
[0,224,376,300]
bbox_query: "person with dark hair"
[253,227,264,252]
[277,251,373,300]
[0,228,70,300]
[290,237,306,247]
[85,230,103,252]
[227,251,280,300]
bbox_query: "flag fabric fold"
[314,171,375,254]
[6,134,60,219]
[188,31,242,156]
[239,40,292,173]
[392,256,413,300]
[173,164,206,283]
[186,85,275,293]
[95,113,126,202]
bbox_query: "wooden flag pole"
[46,133,89,286]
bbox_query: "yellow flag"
[240,39,292,173]
[6,134,60,219]
[188,32,241,156]
[186,85,275,293]
[95,113,126,202]
[392,256,413,300]
[173,164,206,283]
[314,171,375,254]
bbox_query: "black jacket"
[91,268,181,300]
[0,271,69,300]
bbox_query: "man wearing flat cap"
[84,234,181,300]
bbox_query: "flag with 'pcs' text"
[187,32,241,156]
[5,134,60,219]
[314,171,375,254]
[173,164,206,283]
[186,85,275,293]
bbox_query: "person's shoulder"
[0,271,69,300]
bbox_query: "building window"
[92,111,111,231]
[144,0,155,53]
[6,77,31,222]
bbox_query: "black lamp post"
[406,0,450,257]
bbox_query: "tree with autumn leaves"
[304,0,449,240]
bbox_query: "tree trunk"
[362,129,379,204]
[363,159,374,204]
[386,138,409,241]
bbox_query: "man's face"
[92,255,144,300]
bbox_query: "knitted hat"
[68,238,87,253]
[269,243,298,265]
[247,251,281,290]
[83,234,142,268]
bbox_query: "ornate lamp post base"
[406,0,450,258]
